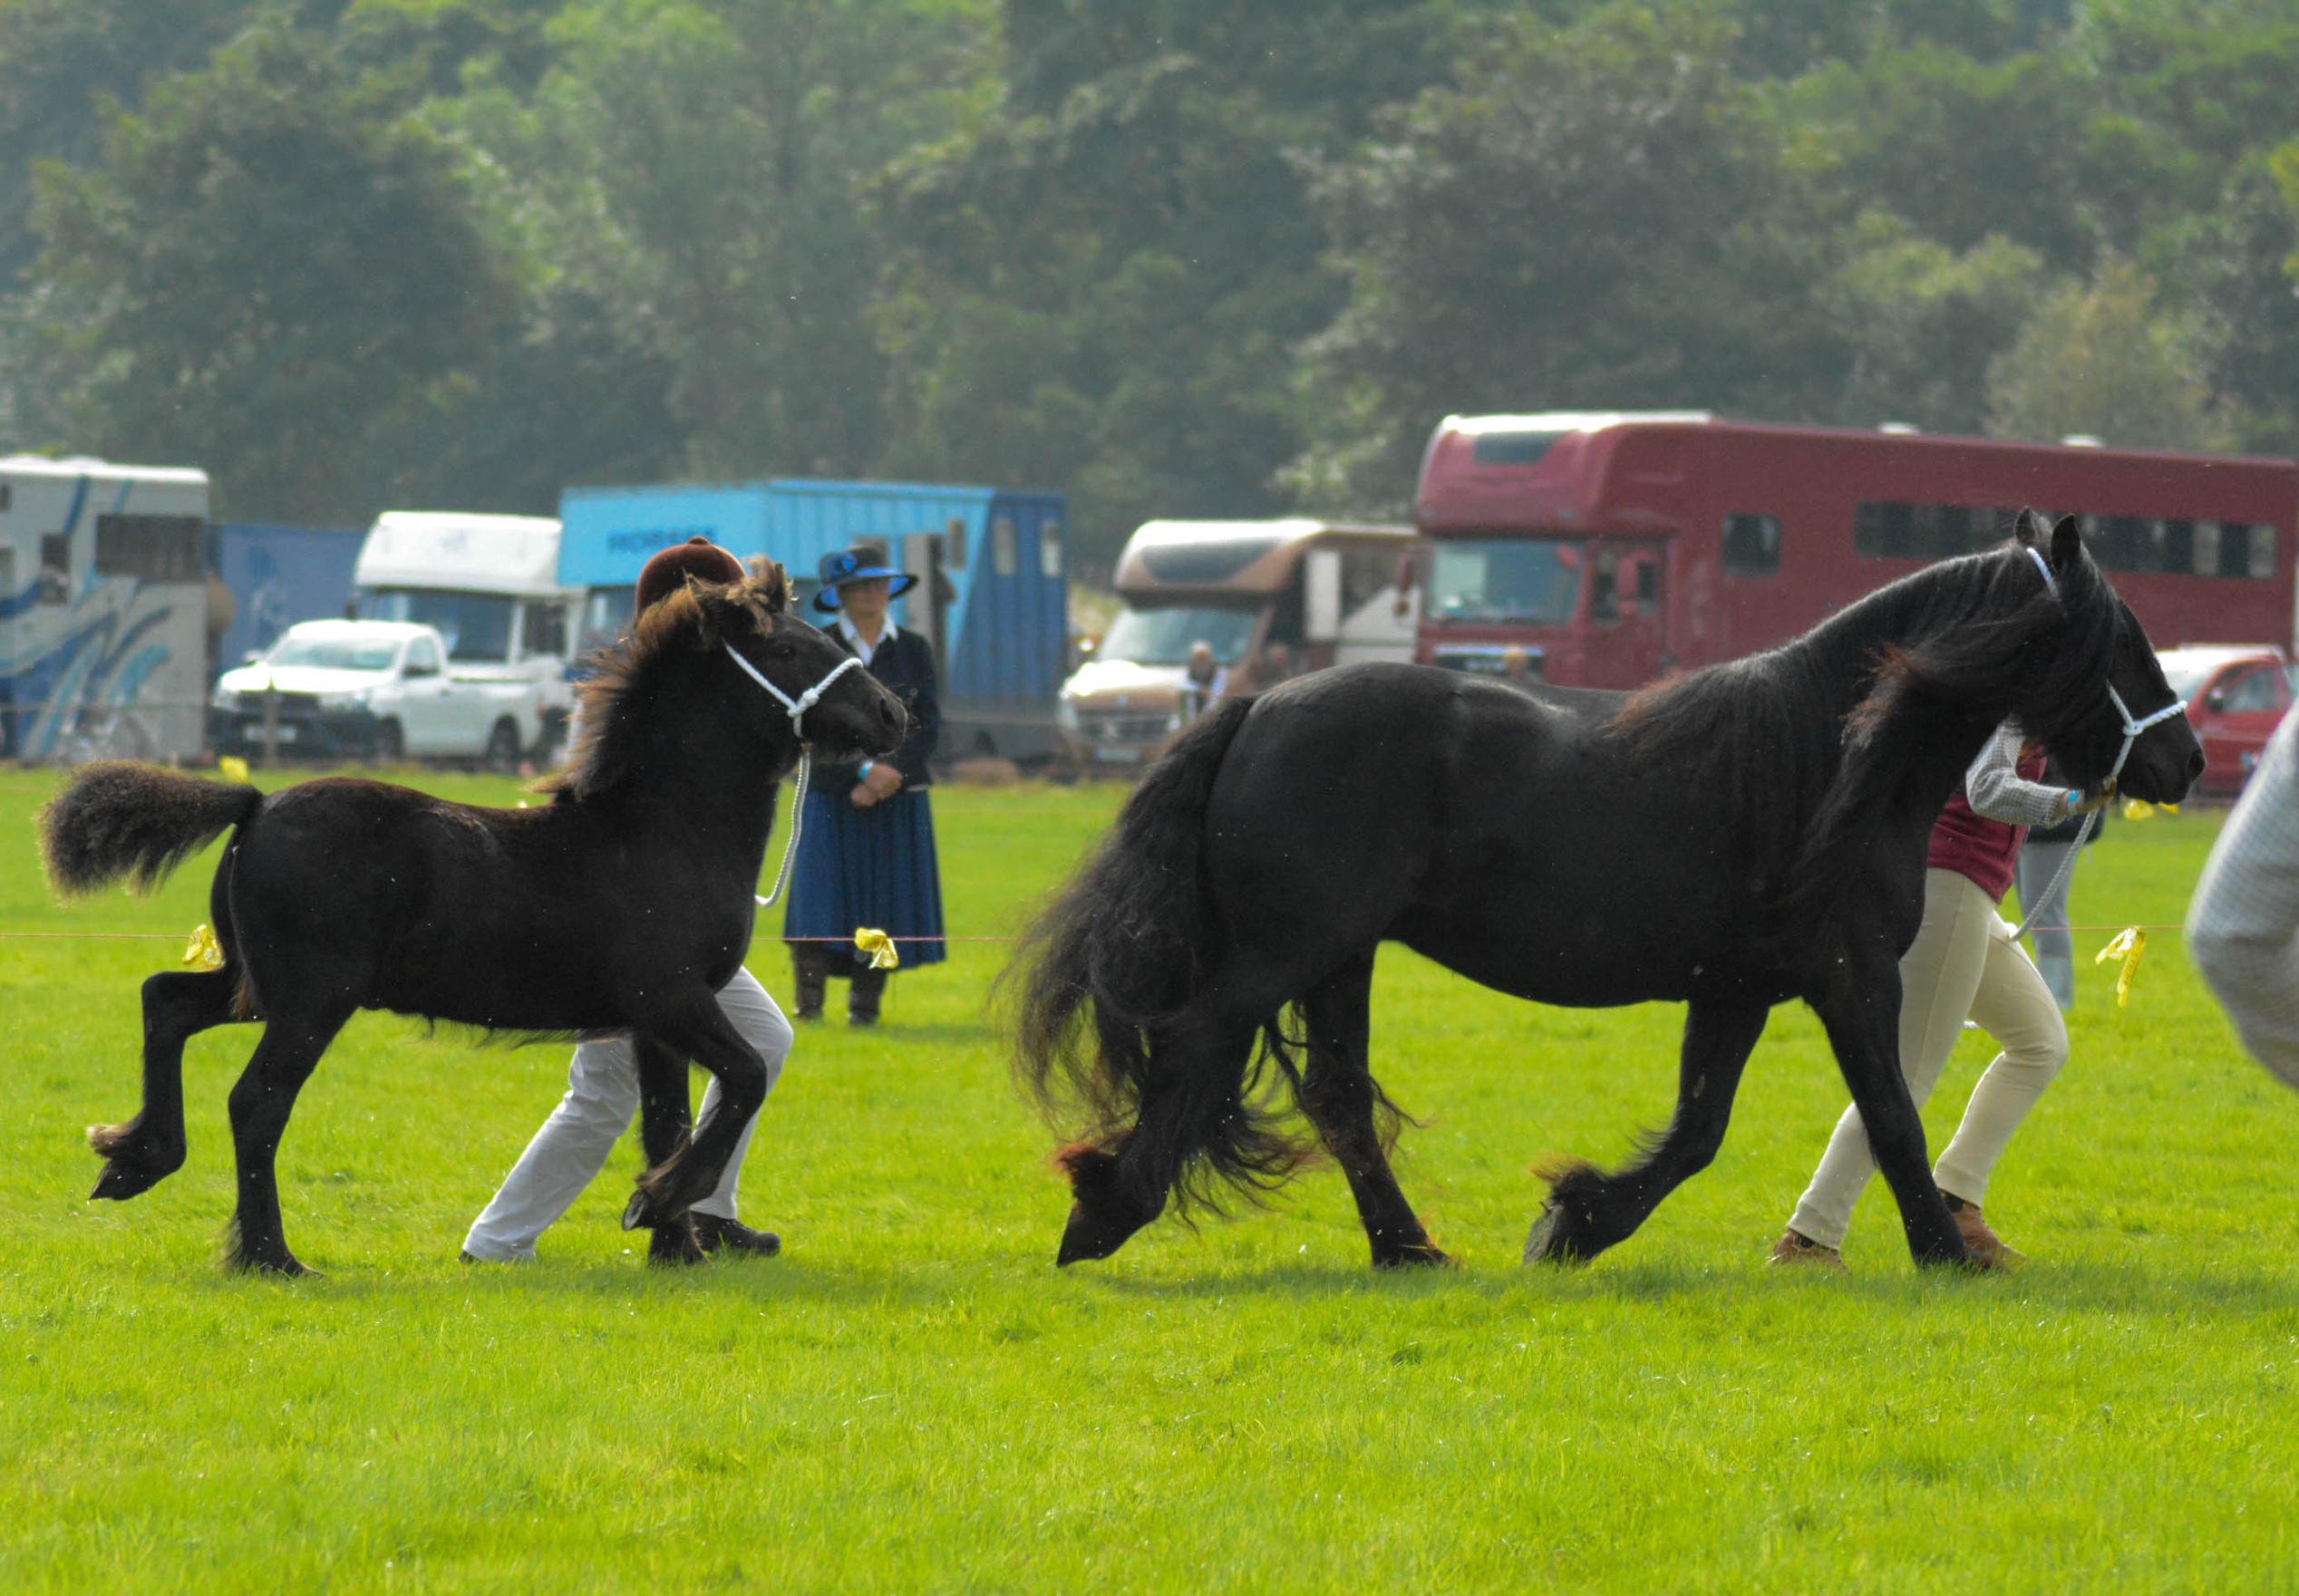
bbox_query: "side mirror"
[403,659,438,680]
[241,649,263,665]
[2204,687,2226,712]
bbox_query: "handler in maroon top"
[1775,722,2106,1270]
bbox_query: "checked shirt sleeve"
[1964,721,2074,827]
[2188,711,2299,1090]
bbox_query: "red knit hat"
[635,536,744,613]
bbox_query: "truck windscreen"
[1101,605,1259,666]
[363,589,513,663]
[1430,540,1584,624]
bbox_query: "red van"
[2158,645,2294,798]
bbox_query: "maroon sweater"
[1926,751,2048,904]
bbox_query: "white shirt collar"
[836,613,896,665]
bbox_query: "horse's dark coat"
[43,570,905,1274]
[1014,516,2203,1271]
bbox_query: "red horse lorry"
[1412,412,2299,690]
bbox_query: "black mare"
[1015,514,2203,1271]
[42,569,904,1274]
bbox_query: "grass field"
[3,764,2296,1592]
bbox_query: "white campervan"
[0,454,212,764]
[353,511,579,759]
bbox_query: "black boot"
[791,946,828,1021]
[849,965,888,1027]
[691,1214,782,1258]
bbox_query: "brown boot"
[1950,1202,2026,1271]
[849,965,887,1027]
[1769,1228,1847,1272]
[791,947,828,1021]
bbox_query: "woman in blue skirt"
[784,543,946,1024]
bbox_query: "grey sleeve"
[1964,721,2072,827]
[2188,711,2299,1089]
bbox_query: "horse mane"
[1782,538,2118,917]
[1603,531,2121,912]
[544,567,791,802]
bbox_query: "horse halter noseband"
[722,642,870,911]
[722,643,865,738]
[2023,545,2187,783]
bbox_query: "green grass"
[3,767,2296,1592]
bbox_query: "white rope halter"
[2106,683,2187,782]
[722,643,870,911]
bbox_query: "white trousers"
[461,967,794,1262]
[1788,869,2069,1251]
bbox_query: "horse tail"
[1012,696,1291,1206]
[40,761,263,897]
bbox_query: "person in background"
[784,544,946,1025]
[2188,710,2299,1088]
[2013,757,2103,1011]
[1500,645,1532,686]
[1179,640,1227,723]
[1773,722,2106,1271]
[1257,641,1296,688]
[462,537,791,1262]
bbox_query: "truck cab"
[1060,518,1417,767]
[352,511,577,760]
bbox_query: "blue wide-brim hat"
[811,543,919,614]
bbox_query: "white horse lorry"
[349,511,579,763]
[0,455,213,764]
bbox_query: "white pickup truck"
[208,619,551,766]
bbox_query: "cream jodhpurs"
[1788,868,2069,1251]
[461,967,793,1262]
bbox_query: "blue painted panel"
[556,476,1065,707]
[558,483,771,588]
[949,491,1068,702]
[215,523,363,668]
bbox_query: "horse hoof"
[90,1159,170,1203]
[234,1253,314,1279]
[1373,1242,1453,1270]
[621,1190,654,1232]
[1523,1204,1579,1266]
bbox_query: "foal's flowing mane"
[547,568,792,802]
[1604,532,2121,895]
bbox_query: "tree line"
[4,0,2297,570]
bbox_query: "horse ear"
[2049,513,2085,572]
[2013,508,2046,547]
[683,576,728,645]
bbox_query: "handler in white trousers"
[461,968,792,1262]
[462,537,794,1263]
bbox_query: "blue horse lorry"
[558,478,1070,764]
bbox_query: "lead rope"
[720,644,868,913]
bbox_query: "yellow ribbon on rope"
[218,756,251,784]
[855,928,900,971]
[2121,798,2178,820]
[182,924,224,971]
[2093,927,2147,1007]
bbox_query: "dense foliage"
[4,0,2299,561]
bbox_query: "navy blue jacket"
[818,624,938,790]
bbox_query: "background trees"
[5,0,2299,562]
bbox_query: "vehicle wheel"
[485,718,522,771]
[373,721,404,764]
